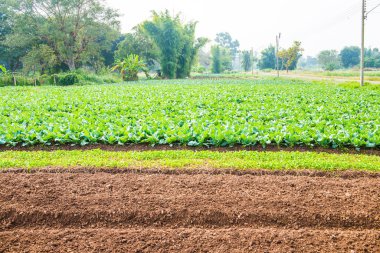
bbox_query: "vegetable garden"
[0,79,379,149]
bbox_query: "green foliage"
[0,79,379,148]
[72,69,120,85]
[112,54,148,81]
[278,41,303,72]
[177,26,208,78]
[211,46,221,74]
[142,10,207,79]
[215,32,240,56]
[258,46,276,70]
[48,73,79,86]
[364,48,380,68]
[57,74,79,86]
[340,46,360,68]
[211,46,232,74]
[318,50,341,71]
[0,70,120,87]
[0,3,34,71]
[1,150,379,172]
[22,45,57,74]
[192,66,206,74]
[3,0,120,72]
[115,29,159,69]
[241,50,253,72]
[0,75,39,86]
[142,11,184,79]
[0,64,6,74]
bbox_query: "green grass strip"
[0,150,379,172]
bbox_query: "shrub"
[112,54,148,81]
[58,73,79,86]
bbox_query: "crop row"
[0,79,379,149]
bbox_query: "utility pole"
[360,0,366,87]
[276,33,281,78]
[360,1,380,86]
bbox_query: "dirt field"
[1,171,380,252]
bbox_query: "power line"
[366,2,380,15]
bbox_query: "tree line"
[1,0,379,81]
[316,47,380,71]
[0,0,208,79]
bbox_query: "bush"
[73,69,120,84]
[193,66,206,73]
[112,54,148,81]
[48,73,79,86]
[58,73,79,86]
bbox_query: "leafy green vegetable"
[0,79,379,148]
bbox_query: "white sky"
[107,0,380,56]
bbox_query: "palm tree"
[111,54,148,81]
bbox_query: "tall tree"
[22,45,57,75]
[318,50,341,71]
[364,48,380,68]
[258,46,276,70]
[176,23,208,78]
[211,45,232,74]
[142,10,207,79]
[142,11,185,79]
[115,27,159,69]
[215,32,240,56]
[211,46,221,74]
[278,41,303,73]
[3,0,120,71]
[340,46,360,68]
[241,50,253,72]
[0,3,34,71]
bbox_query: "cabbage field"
[0,79,379,149]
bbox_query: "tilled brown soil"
[1,172,380,252]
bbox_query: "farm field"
[2,0,380,251]
[1,171,380,252]
[1,79,379,149]
[1,78,380,252]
